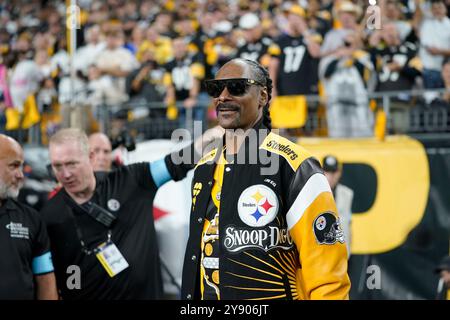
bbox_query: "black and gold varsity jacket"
[181,121,350,300]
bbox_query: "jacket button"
[186,294,192,300]
[225,167,231,172]
[191,255,197,261]
[208,181,212,186]
[197,217,203,223]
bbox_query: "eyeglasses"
[204,78,264,98]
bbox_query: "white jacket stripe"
[286,173,332,230]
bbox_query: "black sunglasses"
[204,78,264,98]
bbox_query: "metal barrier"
[366,88,449,133]
[301,88,450,135]
[3,88,449,145]
[98,100,211,140]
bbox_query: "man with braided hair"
[181,58,350,300]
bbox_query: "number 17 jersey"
[269,34,319,96]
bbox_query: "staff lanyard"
[63,192,117,256]
[74,220,112,256]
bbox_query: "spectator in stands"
[45,7,63,38]
[321,1,362,57]
[12,31,33,54]
[126,48,164,106]
[369,22,421,132]
[175,1,197,21]
[50,36,70,79]
[369,22,421,93]
[137,26,173,65]
[266,4,322,131]
[153,11,176,38]
[203,20,237,78]
[122,1,140,30]
[383,0,415,41]
[319,30,375,137]
[174,16,197,41]
[322,155,353,258]
[125,24,146,55]
[163,37,205,127]
[86,1,109,25]
[32,33,54,58]
[94,26,139,106]
[240,0,264,15]
[36,77,57,114]
[9,49,43,112]
[417,0,450,89]
[307,0,333,38]
[0,55,13,133]
[88,132,113,172]
[73,25,106,77]
[260,9,280,40]
[235,13,273,66]
[83,65,103,102]
[269,4,322,98]
[139,0,157,21]
[429,58,450,107]
[34,49,52,79]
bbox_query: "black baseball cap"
[322,155,340,172]
[435,256,450,273]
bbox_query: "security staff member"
[322,155,353,258]
[0,134,58,300]
[40,128,195,299]
[181,58,350,300]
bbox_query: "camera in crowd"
[111,130,136,152]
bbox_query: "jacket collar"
[220,118,270,163]
[0,198,18,215]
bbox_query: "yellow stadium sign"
[298,135,430,254]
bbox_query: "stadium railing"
[7,88,450,145]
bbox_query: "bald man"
[0,134,58,299]
[89,132,113,172]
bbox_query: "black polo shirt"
[40,158,190,300]
[0,198,53,300]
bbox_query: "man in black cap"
[322,155,353,258]
[436,256,450,300]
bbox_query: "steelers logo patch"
[237,185,279,227]
[313,212,345,245]
[315,215,327,230]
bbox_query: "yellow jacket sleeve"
[287,173,351,299]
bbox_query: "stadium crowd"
[0,0,449,301]
[0,0,450,142]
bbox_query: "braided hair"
[238,58,273,130]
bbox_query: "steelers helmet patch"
[313,212,345,245]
